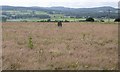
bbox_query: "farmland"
[1,6,118,22]
[2,22,118,70]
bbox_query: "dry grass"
[2,22,118,70]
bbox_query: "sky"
[0,0,119,8]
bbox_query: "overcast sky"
[0,0,119,8]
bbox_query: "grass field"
[2,22,118,70]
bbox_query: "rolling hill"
[0,6,118,20]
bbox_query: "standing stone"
[58,21,62,27]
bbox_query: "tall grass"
[28,36,34,49]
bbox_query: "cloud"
[49,1,118,8]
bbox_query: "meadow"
[2,22,118,70]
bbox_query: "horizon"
[0,0,119,8]
[1,5,118,9]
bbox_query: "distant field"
[6,18,115,22]
[1,9,115,22]
[2,22,118,70]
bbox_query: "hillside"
[0,6,118,21]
